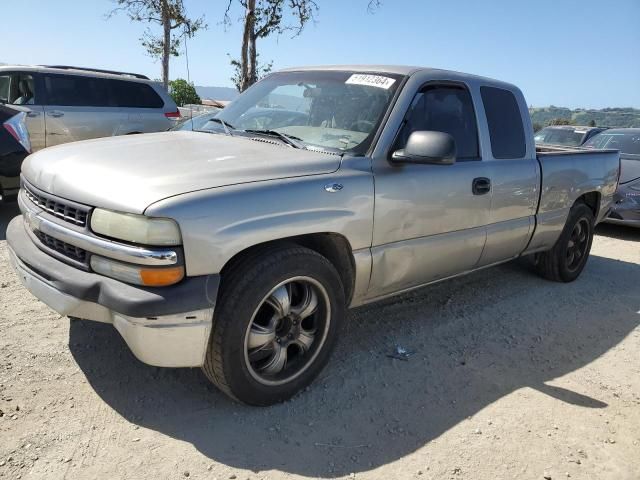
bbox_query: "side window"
[44,74,110,107]
[0,76,10,103]
[108,80,164,108]
[397,85,479,159]
[481,86,526,159]
[0,73,36,105]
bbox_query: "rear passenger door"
[369,82,493,298]
[42,74,126,147]
[0,71,46,151]
[476,86,539,266]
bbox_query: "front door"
[368,83,492,299]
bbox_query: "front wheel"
[202,245,345,405]
[534,202,595,282]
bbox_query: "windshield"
[173,110,220,131]
[201,71,404,153]
[533,127,586,146]
[583,131,640,155]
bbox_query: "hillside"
[530,106,640,128]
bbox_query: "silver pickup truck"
[6,66,620,405]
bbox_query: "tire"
[534,202,595,282]
[202,245,346,406]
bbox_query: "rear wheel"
[534,202,595,282]
[202,245,345,405]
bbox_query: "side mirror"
[391,131,456,165]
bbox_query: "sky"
[2,0,639,109]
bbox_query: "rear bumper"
[6,216,220,367]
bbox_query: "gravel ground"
[1,201,639,480]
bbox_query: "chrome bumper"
[18,187,179,268]
[8,246,213,367]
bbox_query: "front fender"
[145,158,374,277]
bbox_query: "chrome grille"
[23,183,89,227]
[34,230,88,264]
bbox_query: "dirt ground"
[0,200,639,480]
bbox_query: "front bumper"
[6,216,220,367]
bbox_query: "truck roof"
[278,64,517,89]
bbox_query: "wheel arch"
[219,233,356,305]
[576,191,600,220]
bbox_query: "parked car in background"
[0,105,31,201]
[172,109,220,131]
[583,128,640,227]
[7,66,620,405]
[0,65,180,151]
[533,125,607,147]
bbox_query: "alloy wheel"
[243,276,331,386]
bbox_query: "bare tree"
[108,0,205,90]
[224,0,317,92]
[225,1,383,92]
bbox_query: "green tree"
[169,78,201,106]
[228,53,272,92]
[550,118,574,126]
[108,0,205,90]
[588,119,596,127]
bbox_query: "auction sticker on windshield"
[346,74,396,90]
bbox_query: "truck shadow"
[68,255,639,478]
[0,201,19,241]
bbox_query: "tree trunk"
[161,0,171,91]
[240,0,256,92]
[248,30,257,88]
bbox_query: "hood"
[22,131,340,213]
[619,156,640,185]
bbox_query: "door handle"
[26,111,41,118]
[47,111,64,118]
[472,177,491,195]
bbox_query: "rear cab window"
[42,74,164,108]
[481,86,526,159]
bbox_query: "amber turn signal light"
[140,266,185,287]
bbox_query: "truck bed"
[523,146,620,255]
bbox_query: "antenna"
[183,27,194,130]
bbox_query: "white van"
[0,65,181,151]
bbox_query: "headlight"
[91,209,182,246]
[90,256,184,287]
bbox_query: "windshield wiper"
[243,129,305,149]
[206,118,236,136]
